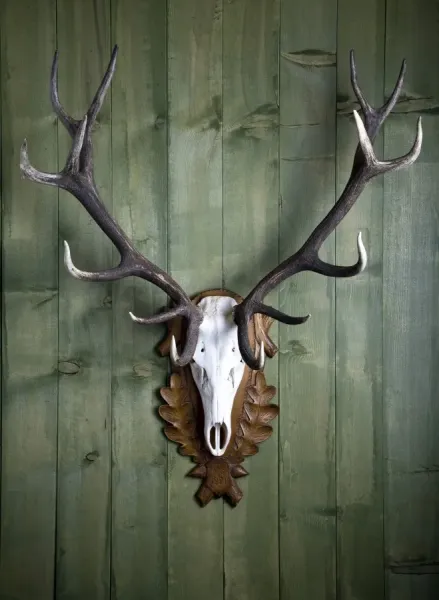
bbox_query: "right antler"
[20,45,203,367]
[234,51,423,370]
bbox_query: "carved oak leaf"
[237,371,279,457]
[159,373,201,460]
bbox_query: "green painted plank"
[0,0,58,598]
[167,1,223,598]
[0,6,3,585]
[335,3,386,598]
[278,1,337,598]
[387,574,439,600]
[55,2,112,598]
[384,1,439,599]
[222,0,280,598]
[110,1,168,598]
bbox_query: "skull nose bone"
[208,423,229,456]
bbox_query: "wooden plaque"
[158,290,279,506]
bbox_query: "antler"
[20,45,202,367]
[234,50,423,370]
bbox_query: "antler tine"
[50,45,118,140]
[349,50,373,116]
[354,110,422,176]
[235,51,423,370]
[20,46,203,368]
[50,50,79,136]
[350,50,406,143]
[129,306,186,325]
[311,232,367,277]
[87,45,118,126]
[20,139,62,185]
[168,313,204,367]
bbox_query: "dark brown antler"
[234,50,423,370]
[20,45,202,367]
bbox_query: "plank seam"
[382,1,388,598]
[54,0,60,597]
[109,0,114,597]
[277,0,282,597]
[335,0,339,594]
[165,0,171,596]
[221,1,226,598]
[0,0,3,576]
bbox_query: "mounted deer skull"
[20,46,422,504]
[189,296,247,457]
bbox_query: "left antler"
[20,46,203,367]
[234,50,423,370]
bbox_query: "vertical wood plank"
[387,573,439,599]
[222,1,280,598]
[384,1,439,598]
[167,1,223,598]
[0,3,3,581]
[55,2,112,598]
[0,0,58,597]
[110,1,168,598]
[279,1,337,598]
[336,2,386,598]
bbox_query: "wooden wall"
[1,0,438,598]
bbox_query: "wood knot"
[102,295,112,308]
[133,362,153,378]
[85,450,99,463]
[154,115,166,130]
[281,49,336,68]
[58,360,81,375]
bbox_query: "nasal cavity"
[209,423,229,456]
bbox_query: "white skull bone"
[189,296,246,457]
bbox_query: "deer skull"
[188,296,245,456]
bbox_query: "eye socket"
[201,347,205,353]
[232,348,235,352]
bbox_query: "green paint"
[0,1,438,598]
[0,1,58,598]
[222,1,280,599]
[55,2,112,598]
[167,1,223,599]
[335,1,386,599]
[279,0,337,598]
[110,1,168,598]
[384,1,439,599]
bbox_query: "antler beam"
[234,50,423,370]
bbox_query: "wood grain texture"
[110,1,168,598]
[384,1,439,598]
[167,1,223,598]
[1,3,439,598]
[279,1,337,598]
[0,1,58,598]
[222,0,280,597]
[336,2,386,598]
[55,2,112,597]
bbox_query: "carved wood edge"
[158,289,279,506]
